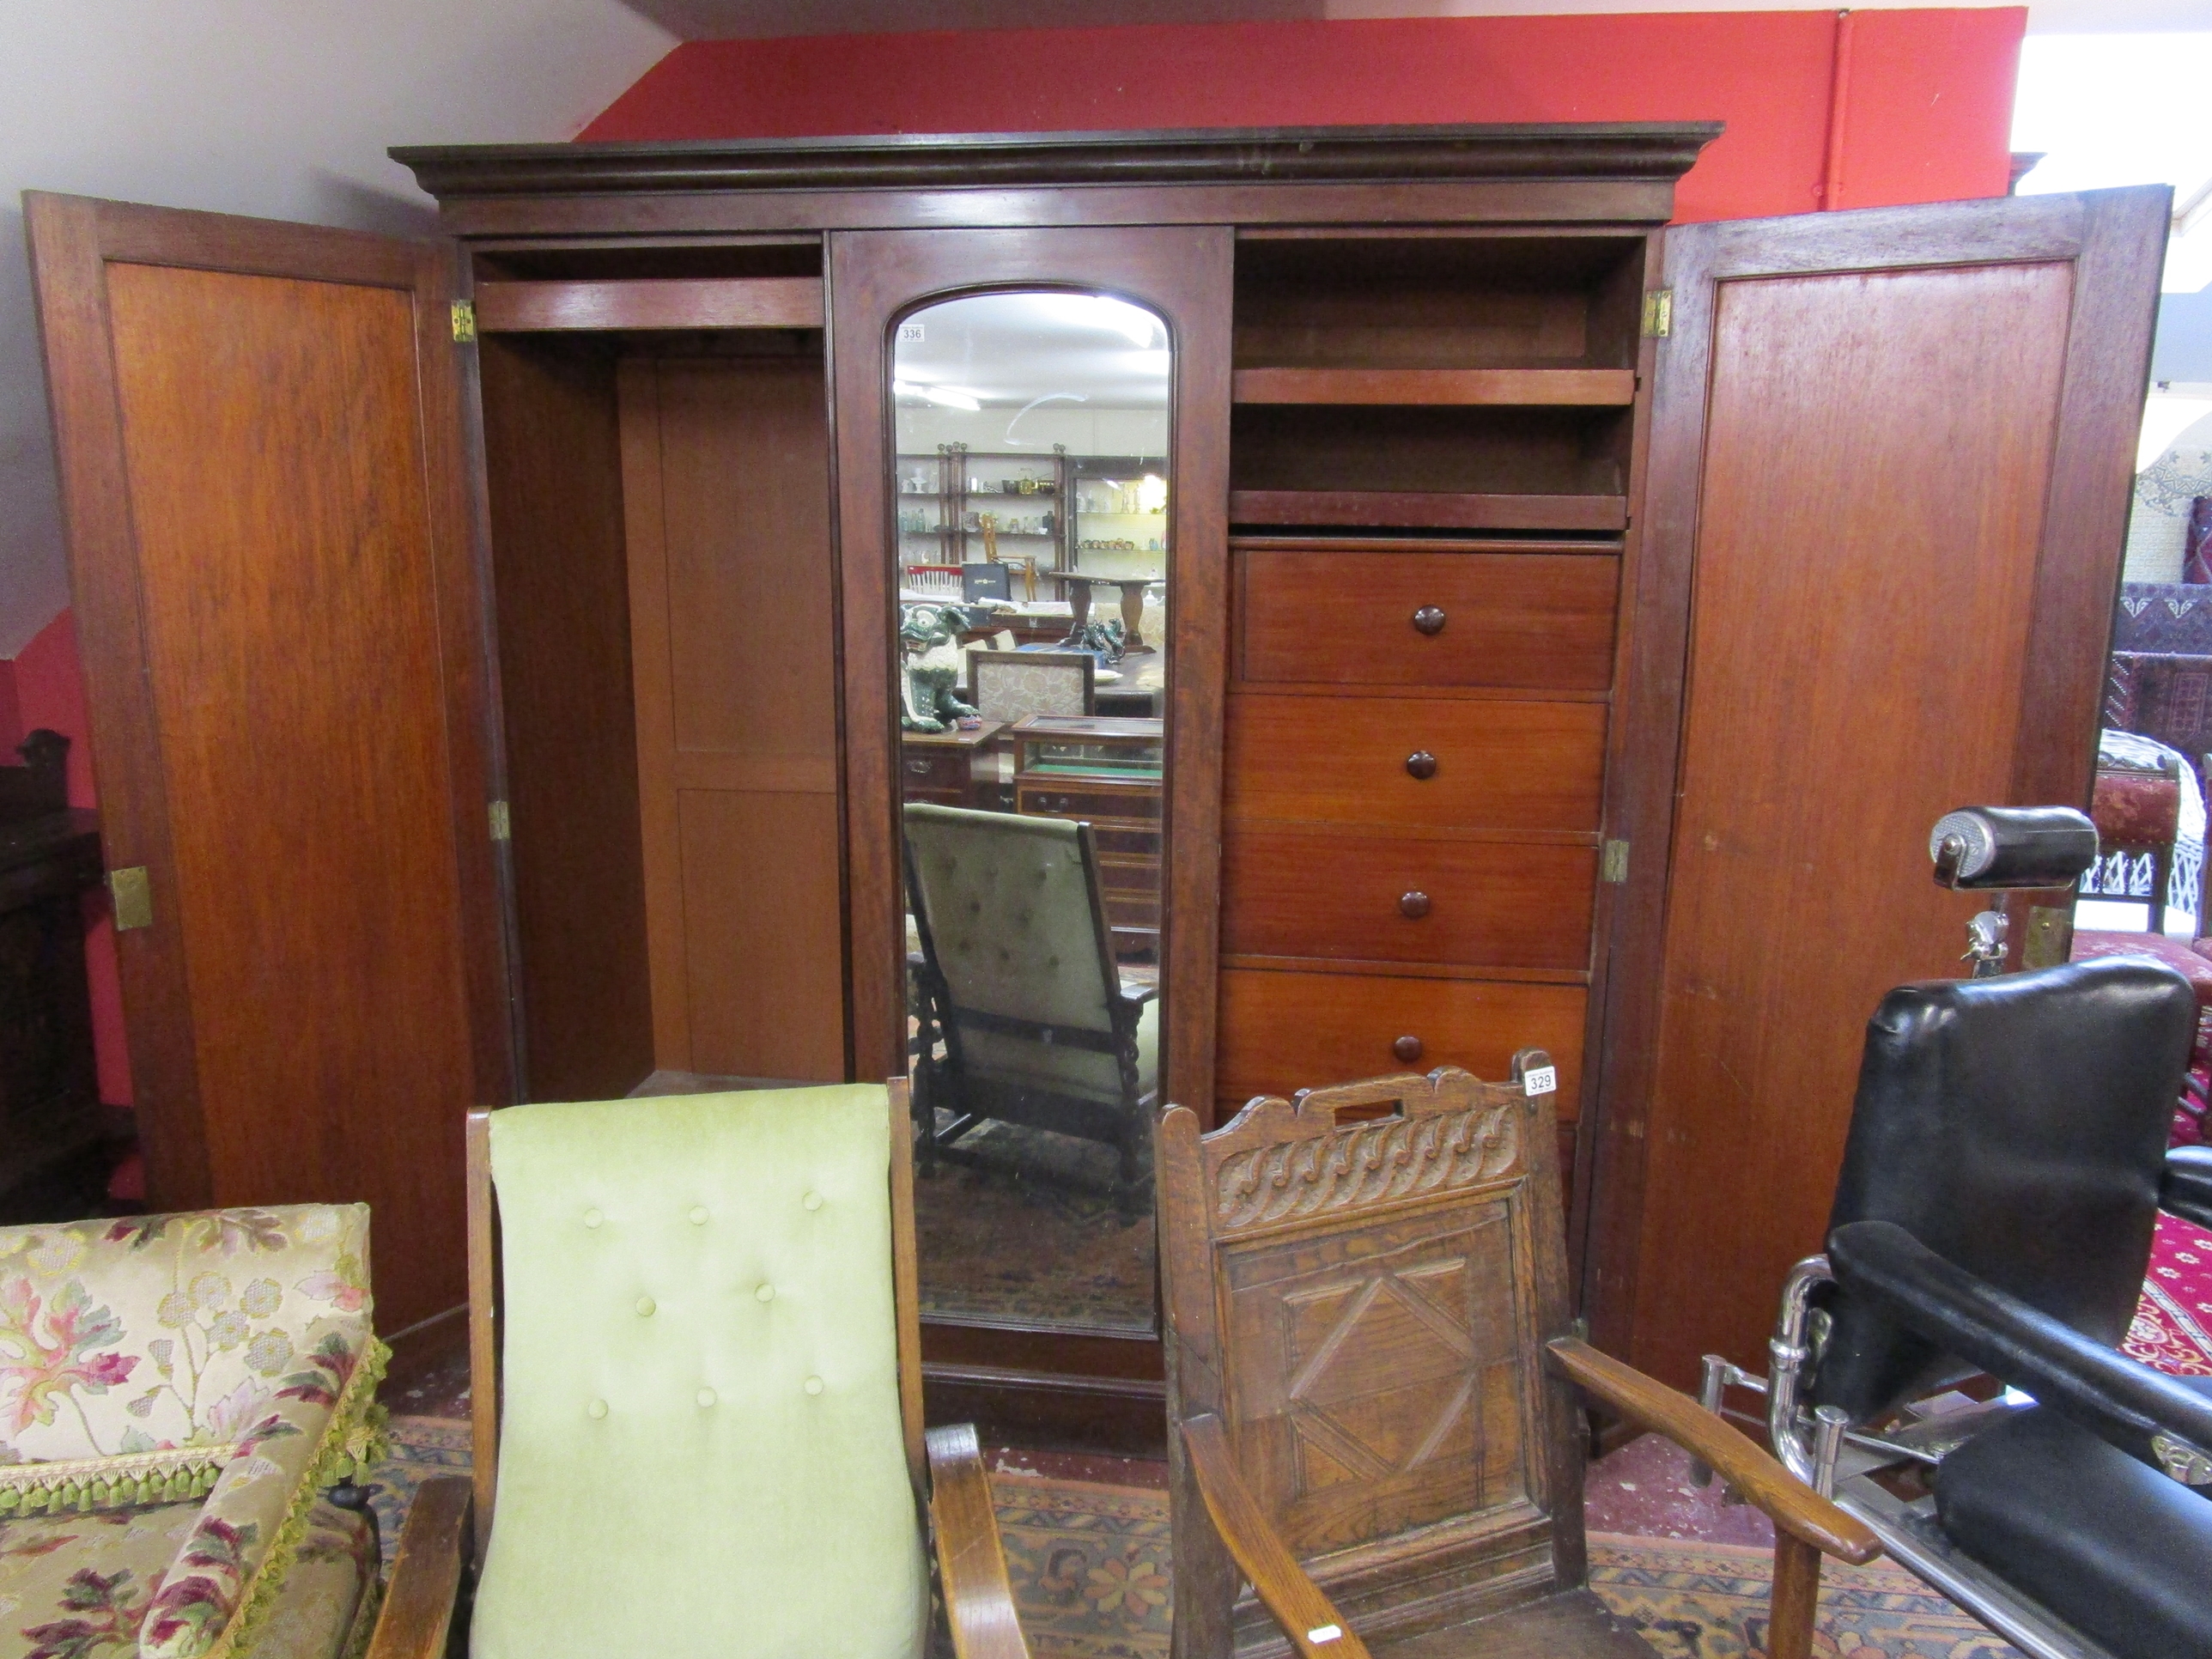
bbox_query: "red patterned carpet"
[2126,1206,2212,1376]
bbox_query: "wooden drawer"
[1092,824,1163,859]
[1225,694,1606,832]
[1237,546,1618,690]
[1017,781,1163,821]
[1222,827,1595,969]
[1216,968,1584,1121]
[897,751,969,800]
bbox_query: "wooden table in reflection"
[898,718,1005,809]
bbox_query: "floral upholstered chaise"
[0,1206,388,1659]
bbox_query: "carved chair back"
[1158,1057,1583,1655]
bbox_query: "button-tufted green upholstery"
[470,1087,928,1659]
[904,804,1156,1106]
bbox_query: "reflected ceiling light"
[892,379,982,411]
[1138,473,1168,513]
[1033,293,1163,347]
[1005,391,1087,447]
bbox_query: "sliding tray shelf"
[1228,488,1627,533]
[1231,366,1635,405]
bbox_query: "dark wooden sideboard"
[0,732,105,1217]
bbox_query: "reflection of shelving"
[894,444,1066,574]
[1069,455,1169,572]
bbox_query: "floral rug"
[2124,1207,2212,1376]
[984,1472,2019,1659]
[366,1416,472,1567]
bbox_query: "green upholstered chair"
[0,1205,388,1659]
[902,803,1158,1210]
[366,1083,1029,1659]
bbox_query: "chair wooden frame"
[1158,1059,1878,1659]
[365,1079,1030,1659]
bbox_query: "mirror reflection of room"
[893,291,1170,1337]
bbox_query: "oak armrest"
[1182,1415,1373,1659]
[926,1424,1031,1659]
[1545,1338,1881,1565]
[365,1475,473,1659]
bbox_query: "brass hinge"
[451,300,477,343]
[1641,289,1673,338]
[1601,839,1631,884]
[489,800,511,842]
[109,866,153,931]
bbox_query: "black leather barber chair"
[1703,807,2212,1659]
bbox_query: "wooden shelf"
[1231,367,1635,406]
[1229,489,1627,533]
[475,276,822,332]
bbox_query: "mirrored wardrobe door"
[829,228,1231,1394]
[895,289,1172,1338]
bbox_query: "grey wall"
[0,0,675,656]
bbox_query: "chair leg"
[1765,1532,1823,1659]
[913,1065,938,1178]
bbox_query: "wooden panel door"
[26,195,507,1332]
[1587,189,2170,1387]
[619,355,843,1083]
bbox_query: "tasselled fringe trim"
[167,1331,392,1659]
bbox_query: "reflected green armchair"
[902,802,1158,1211]
[366,1083,1028,1659]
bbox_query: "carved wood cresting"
[1213,1098,1521,1229]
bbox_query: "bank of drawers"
[1218,536,1619,1153]
[1015,775,1161,950]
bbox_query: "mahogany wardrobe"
[24,126,2162,1436]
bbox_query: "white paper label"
[1306,1629,1342,1646]
[897,321,926,342]
[1523,1065,1558,1097]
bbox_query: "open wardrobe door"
[25,194,508,1331]
[1587,186,2170,1389]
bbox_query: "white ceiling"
[620,0,2212,39]
[895,292,1172,414]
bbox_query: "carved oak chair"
[904,803,1157,1210]
[366,1082,1029,1659]
[1158,1059,1879,1659]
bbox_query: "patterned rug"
[2125,1206,2212,1376]
[911,1117,1156,1335]
[371,1421,2015,1657]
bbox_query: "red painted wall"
[580,9,2027,222]
[9,612,131,1109]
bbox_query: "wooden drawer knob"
[1405,750,1437,781]
[1411,605,1447,636]
[1393,1035,1424,1064]
[1399,890,1431,919]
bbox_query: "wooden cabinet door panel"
[1237,546,1618,690]
[26,194,507,1331]
[1225,695,1607,833]
[1589,188,2171,1389]
[1222,828,1596,969]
